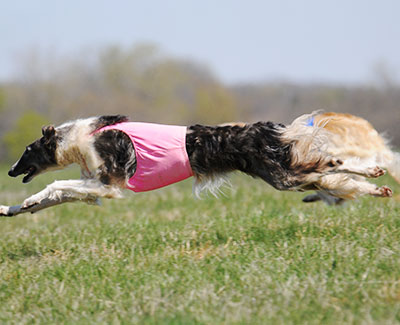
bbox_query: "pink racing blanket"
[95,122,193,192]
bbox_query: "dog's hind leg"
[0,180,122,217]
[302,191,345,205]
[302,193,322,203]
[334,159,385,178]
[315,174,392,201]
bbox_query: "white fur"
[193,174,231,198]
[55,117,103,171]
[21,179,123,209]
[387,152,400,183]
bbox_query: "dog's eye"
[26,146,32,152]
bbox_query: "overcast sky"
[1,0,399,84]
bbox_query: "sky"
[1,0,400,84]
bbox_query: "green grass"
[1,165,400,324]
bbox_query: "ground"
[0,165,400,324]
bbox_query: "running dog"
[302,112,400,205]
[0,113,392,217]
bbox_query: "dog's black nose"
[8,168,15,177]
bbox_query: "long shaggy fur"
[187,115,338,194]
[302,112,399,204]
[0,113,393,217]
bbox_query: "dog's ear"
[42,125,56,139]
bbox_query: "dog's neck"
[55,118,102,176]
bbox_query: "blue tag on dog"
[306,116,314,127]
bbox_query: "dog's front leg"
[1,180,122,217]
[22,179,122,209]
[333,159,385,178]
[0,194,96,217]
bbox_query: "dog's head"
[8,125,58,183]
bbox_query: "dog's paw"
[302,194,322,203]
[378,186,393,198]
[22,196,42,209]
[366,166,385,178]
[0,205,11,216]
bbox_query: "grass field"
[1,165,400,324]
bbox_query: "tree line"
[0,44,398,162]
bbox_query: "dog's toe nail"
[381,186,393,197]
[373,166,385,177]
[22,201,35,209]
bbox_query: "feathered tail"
[387,151,400,184]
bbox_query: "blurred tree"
[193,85,238,124]
[371,61,398,90]
[99,43,161,92]
[0,43,398,163]
[0,88,5,112]
[3,111,49,161]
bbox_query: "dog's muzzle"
[8,162,38,183]
[8,166,18,177]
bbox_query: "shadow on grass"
[3,246,52,261]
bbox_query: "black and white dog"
[0,113,392,217]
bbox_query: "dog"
[0,113,392,217]
[302,112,400,205]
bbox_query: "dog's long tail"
[387,151,400,184]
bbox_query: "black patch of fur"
[94,130,136,185]
[40,127,59,161]
[29,135,58,167]
[186,122,315,190]
[8,132,59,181]
[93,115,129,132]
[42,125,56,139]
